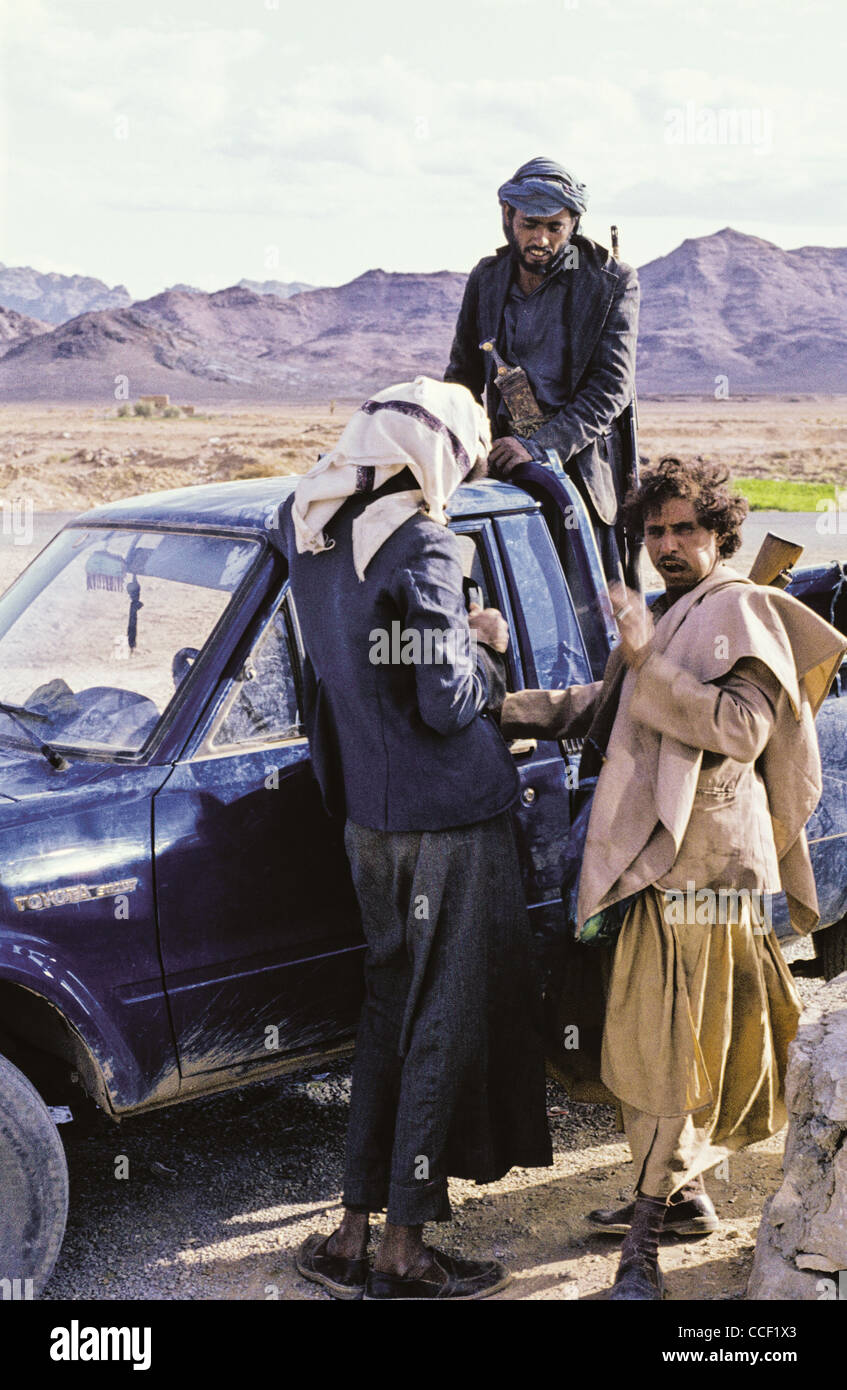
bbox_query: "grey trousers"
[341,811,552,1225]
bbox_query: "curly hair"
[621,456,748,559]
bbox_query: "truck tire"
[0,1052,68,1297]
[816,915,847,982]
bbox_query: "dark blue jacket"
[280,486,519,831]
[445,235,639,525]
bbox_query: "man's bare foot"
[325,1209,369,1261]
[372,1221,447,1282]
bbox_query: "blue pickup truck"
[1,455,846,1295]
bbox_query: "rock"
[796,1253,842,1273]
[802,1146,847,1269]
[748,974,847,1300]
[748,1204,827,1299]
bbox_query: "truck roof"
[72,475,540,533]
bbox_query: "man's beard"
[503,212,570,278]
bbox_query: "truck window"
[211,596,303,748]
[495,513,592,690]
[451,529,492,609]
[0,526,259,756]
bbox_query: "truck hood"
[0,744,119,807]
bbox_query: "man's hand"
[488,437,533,475]
[468,602,509,652]
[608,583,653,670]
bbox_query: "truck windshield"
[0,526,259,755]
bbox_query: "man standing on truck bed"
[500,457,847,1300]
[445,155,639,584]
[280,377,552,1301]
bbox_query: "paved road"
[737,510,846,568]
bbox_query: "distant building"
[180,404,195,415]
[139,394,170,409]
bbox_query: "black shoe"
[296,1232,369,1300]
[607,1193,667,1302]
[589,1191,719,1237]
[364,1248,511,1301]
[608,1254,665,1301]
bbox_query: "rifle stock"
[747,532,804,588]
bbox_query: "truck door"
[152,585,363,1078]
[492,511,595,922]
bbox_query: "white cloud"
[1,0,844,296]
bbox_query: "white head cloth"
[291,376,491,580]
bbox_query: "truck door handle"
[509,738,537,757]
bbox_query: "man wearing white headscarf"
[279,378,552,1301]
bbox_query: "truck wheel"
[816,916,847,982]
[0,1052,68,1296]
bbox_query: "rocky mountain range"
[163,279,315,298]
[0,305,52,356]
[0,229,844,400]
[0,264,132,325]
[237,278,316,298]
[636,228,847,393]
[0,270,467,402]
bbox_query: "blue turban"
[497,156,588,217]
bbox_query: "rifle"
[748,532,804,588]
[610,225,642,588]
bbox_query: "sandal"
[295,1231,369,1300]
[364,1248,511,1301]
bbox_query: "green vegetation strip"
[734,478,840,512]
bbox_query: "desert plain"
[0,393,845,510]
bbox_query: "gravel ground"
[42,936,824,1303]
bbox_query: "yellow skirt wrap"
[600,887,802,1197]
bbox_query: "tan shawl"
[578,564,847,934]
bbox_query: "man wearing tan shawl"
[501,457,847,1300]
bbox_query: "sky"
[1,0,845,299]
